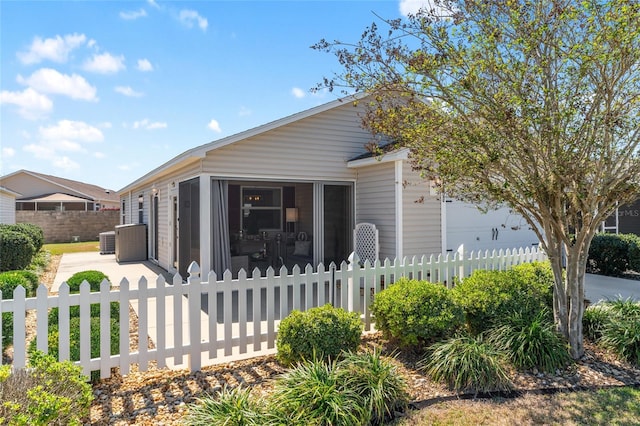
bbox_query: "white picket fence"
[1,246,545,379]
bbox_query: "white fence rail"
[1,246,545,379]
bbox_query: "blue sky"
[1,0,431,191]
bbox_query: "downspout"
[395,160,403,260]
[441,196,447,254]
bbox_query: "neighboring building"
[0,170,120,243]
[119,94,539,278]
[0,186,20,224]
[0,169,119,211]
[602,199,640,235]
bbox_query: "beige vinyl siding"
[2,174,72,198]
[120,163,200,272]
[0,192,16,224]
[201,103,371,181]
[355,162,396,261]
[402,163,441,257]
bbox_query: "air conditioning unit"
[99,231,115,254]
[115,224,147,262]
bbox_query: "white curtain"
[212,180,231,276]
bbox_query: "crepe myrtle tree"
[313,0,640,358]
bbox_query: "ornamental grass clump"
[276,304,362,366]
[488,309,572,373]
[270,358,368,426]
[185,386,269,426]
[371,277,463,348]
[421,334,512,394]
[336,350,409,425]
[597,298,640,365]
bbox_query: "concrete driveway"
[585,273,640,304]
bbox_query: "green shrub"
[588,233,629,276]
[452,262,553,335]
[625,233,640,272]
[0,270,39,296]
[0,351,92,425]
[421,334,512,394]
[48,302,120,326]
[371,278,463,348]
[596,298,640,365]
[488,309,572,373]
[270,359,368,425]
[583,304,611,342]
[276,304,362,366]
[27,249,50,274]
[0,271,37,351]
[65,270,110,293]
[336,350,409,424]
[10,223,45,252]
[29,316,120,382]
[186,386,269,426]
[0,228,35,272]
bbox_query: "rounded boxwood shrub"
[452,262,553,335]
[9,223,44,252]
[625,233,640,273]
[276,304,362,366]
[588,233,629,276]
[0,271,37,350]
[0,228,35,272]
[371,278,463,348]
[66,270,110,293]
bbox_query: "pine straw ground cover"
[33,258,640,425]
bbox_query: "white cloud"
[98,122,112,129]
[93,152,106,159]
[291,87,306,99]
[24,120,103,168]
[83,52,126,74]
[133,119,167,130]
[17,68,97,101]
[179,9,208,31]
[2,147,16,158]
[52,156,80,171]
[17,33,86,65]
[207,119,221,133]
[0,87,53,119]
[40,120,104,144]
[115,86,144,97]
[399,0,451,18]
[120,8,147,20]
[147,0,160,9]
[137,58,154,72]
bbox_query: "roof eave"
[347,148,410,168]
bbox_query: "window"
[138,194,144,224]
[121,200,126,224]
[241,187,282,234]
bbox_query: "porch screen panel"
[212,180,231,276]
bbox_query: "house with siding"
[118,94,539,278]
[0,186,20,224]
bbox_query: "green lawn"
[43,241,100,255]
[394,386,640,425]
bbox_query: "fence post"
[347,252,361,314]
[187,262,202,373]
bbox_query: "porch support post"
[199,175,212,276]
[395,160,403,260]
[313,182,323,268]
